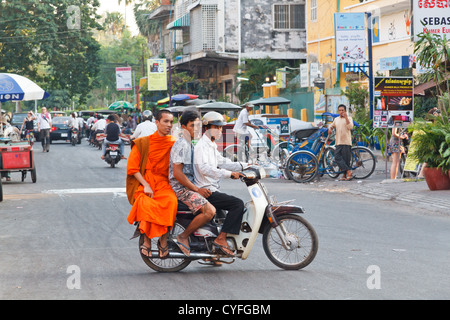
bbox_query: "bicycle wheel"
[322,146,340,179]
[351,146,376,179]
[285,150,318,183]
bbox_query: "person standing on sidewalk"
[36,107,52,152]
[328,104,354,181]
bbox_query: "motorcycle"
[133,165,319,272]
[103,141,122,168]
[71,128,79,146]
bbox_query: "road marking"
[44,188,126,195]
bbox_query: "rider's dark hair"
[155,109,172,121]
[337,104,347,111]
[180,109,200,127]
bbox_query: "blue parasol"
[0,73,49,102]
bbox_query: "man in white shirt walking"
[36,107,52,152]
[194,111,248,256]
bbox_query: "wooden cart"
[0,138,36,202]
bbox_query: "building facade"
[148,0,307,102]
[306,0,414,114]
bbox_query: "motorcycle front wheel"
[139,222,191,273]
[262,214,318,270]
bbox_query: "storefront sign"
[334,13,367,64]
[378,56,410,71]
[373,77,414,128]
[413,0,450,41]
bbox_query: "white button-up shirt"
[193,134,245,192]
[131,120,157,139]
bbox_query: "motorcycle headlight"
[258,167,267,179]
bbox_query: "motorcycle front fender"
[258,204,305,234]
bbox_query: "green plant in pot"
[409,118,450,190]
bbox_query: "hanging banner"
[147,59,167,91]
[116,67,133,91]
[310,63,319,87]
[413,0,450,41]
[300,64,309,88]
[334,12,367,64]
[373,77,414,129]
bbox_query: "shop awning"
[166,13,190,30]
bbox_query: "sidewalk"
[304,149,450,216]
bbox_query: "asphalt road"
[1,139,450,300]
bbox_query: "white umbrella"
[0,73,49,102]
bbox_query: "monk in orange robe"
[127,110,177,258]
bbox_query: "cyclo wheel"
[322,146,340,179]
[285,150,318,183]
[139,222,191,273]
[351,146,376,179]
[262,214,318,270]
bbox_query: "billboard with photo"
[373,77,414,128]
[147,59,167,91]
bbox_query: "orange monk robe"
[126,132,178,239]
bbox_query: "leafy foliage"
[409,118,450,173]
[0,0,103,103]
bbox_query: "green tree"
[0,0,102,104]
[236,58,287,102]
[414,32,450,122]
[341,82,369,123]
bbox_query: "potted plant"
[409,118,450,190]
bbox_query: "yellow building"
[307,0,414,113]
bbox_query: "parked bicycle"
[283,128,376,183]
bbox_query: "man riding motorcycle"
[101,114,125,160]
[193,111,248,257]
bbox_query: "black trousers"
[335,145,352,172]
[207,191,245,235]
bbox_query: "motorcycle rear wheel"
[139,222,191,272]
[262,214,318,270]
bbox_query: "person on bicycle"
[19,111,36,145]
[328,104,354,180]
[233,103,260,157]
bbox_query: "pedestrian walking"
[36,107,52,152]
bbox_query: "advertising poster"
[373,77,414,128]
[334,13,367,64]
[115,67,132,91]
[413,0,450,41]
[147,59,167,91]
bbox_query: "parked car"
[50,116,72,143]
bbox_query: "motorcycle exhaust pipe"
[148,251,219,259]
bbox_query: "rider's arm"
[173,163,211,197]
